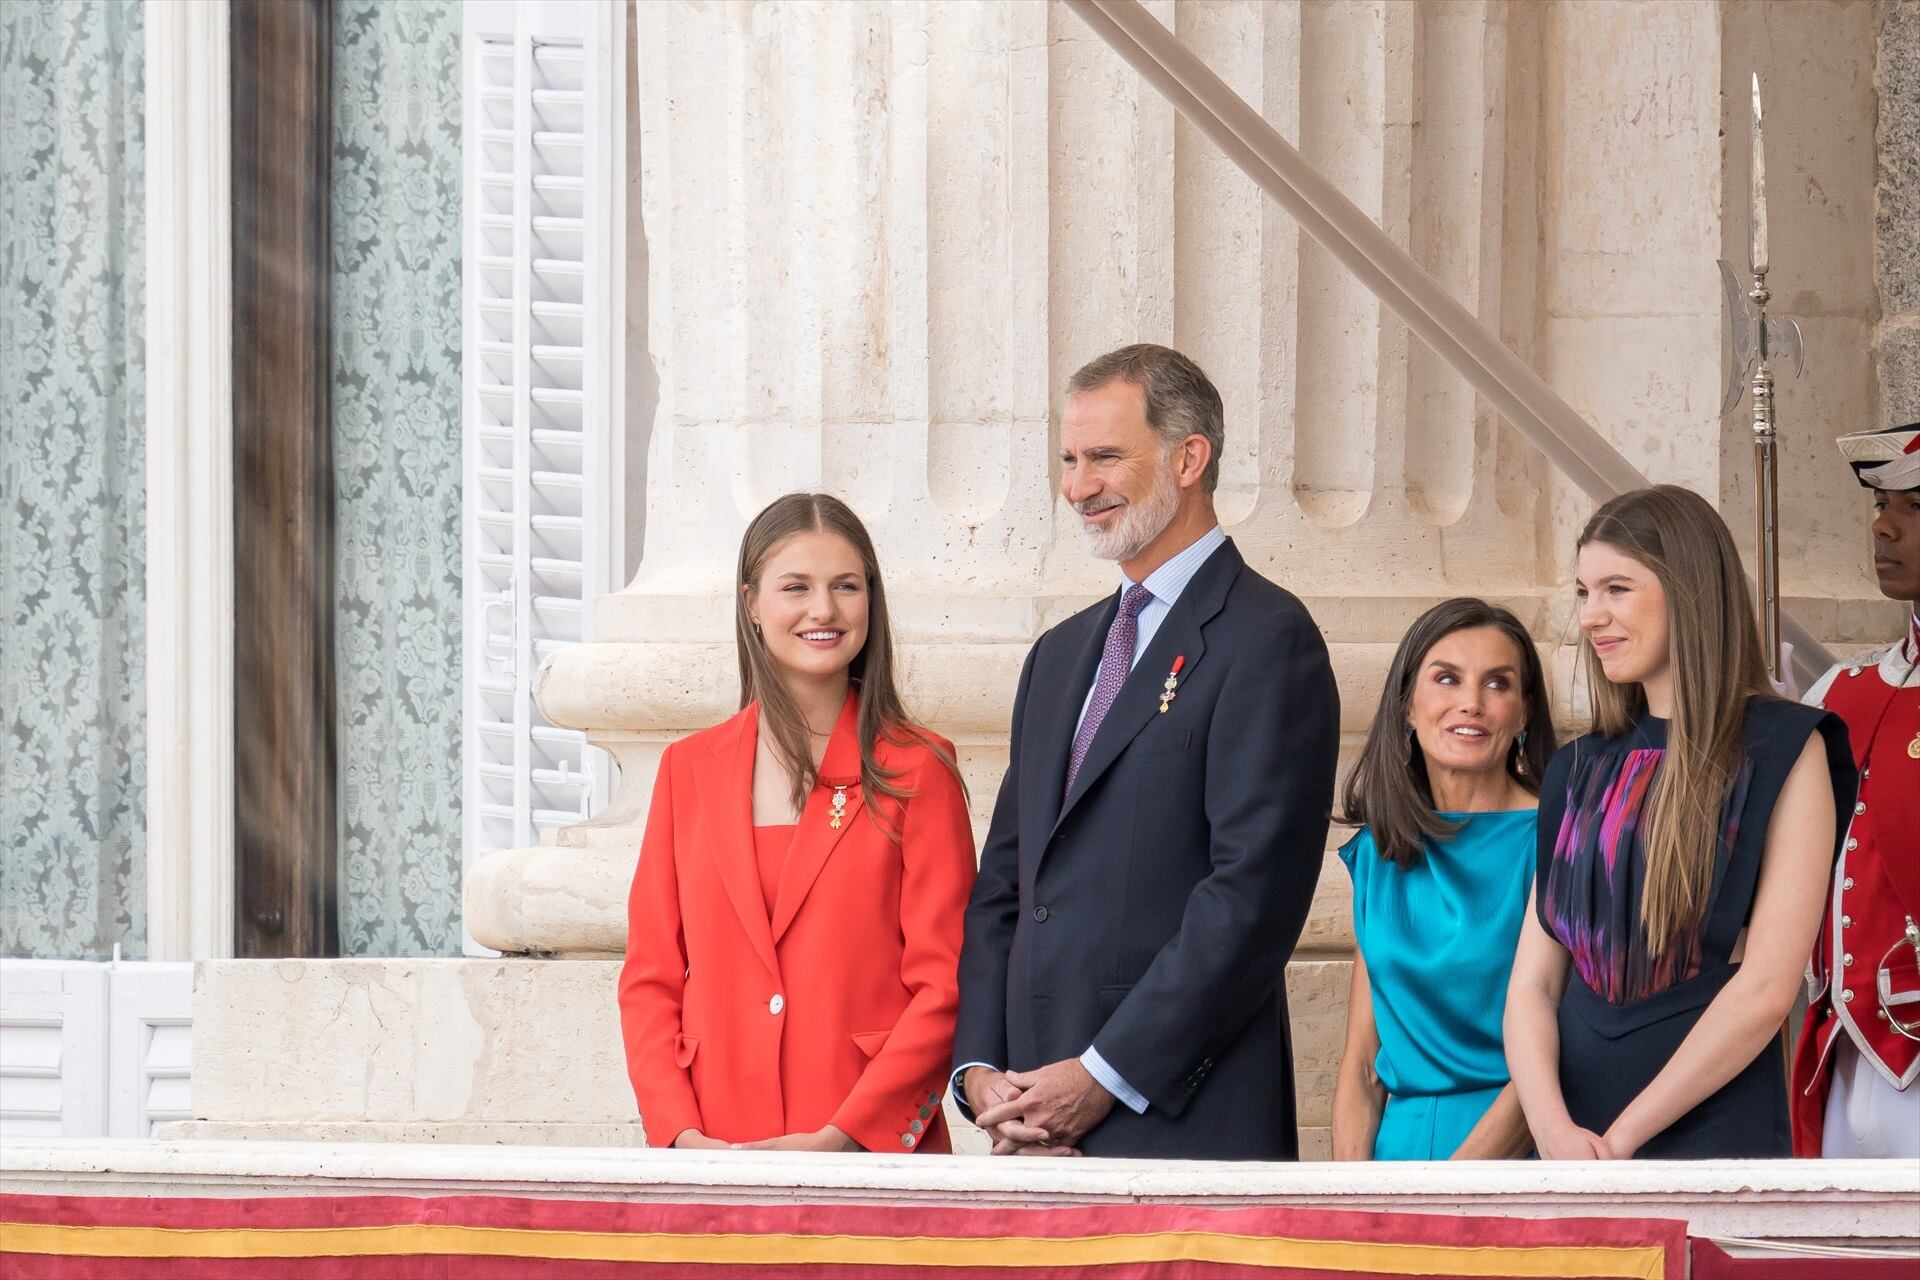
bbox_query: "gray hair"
[1066,343,1226,493]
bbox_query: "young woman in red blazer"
[619,493,976,1153]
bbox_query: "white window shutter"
[0,961,109,1138]
[107,962,193,1138]
[462,0,623,930]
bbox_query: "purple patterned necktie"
[1065,584,1153,798]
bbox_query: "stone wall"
[1880,0,1920,424]
[1720,0,1885,601]
[471,0,1895,950]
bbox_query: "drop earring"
[1515,728,1529,777]
[1401,722,1415,762]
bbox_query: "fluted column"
[465,0,1554,955]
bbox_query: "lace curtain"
[331,0,465,956]
[0,1,147,959]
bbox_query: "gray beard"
[1079,462,1179,562]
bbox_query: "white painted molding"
[2,1141,1915,1247]
[144,0,234,963]
[605,0,629,596]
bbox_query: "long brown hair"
[735,493,962,831]
[1338,598,1556,867]
[1577,486,1774,953]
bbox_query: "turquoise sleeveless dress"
[1338,809,1536,1160]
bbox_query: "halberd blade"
[1765,314,1805,379]
[1718,259,1754,415]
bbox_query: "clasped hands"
[964,1060,1115,1156]
[1534,1118,1637,1161]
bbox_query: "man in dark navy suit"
[952,344,1338,1160]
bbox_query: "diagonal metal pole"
[1066,0,1834,684]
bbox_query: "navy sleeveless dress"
[1534,697,1855,1157]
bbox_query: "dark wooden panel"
[231,0,337,958]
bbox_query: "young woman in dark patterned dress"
[1504,487,1856,1159]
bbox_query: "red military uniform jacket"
[1791,619,1920,1155]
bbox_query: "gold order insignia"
[1159,656,1186,714]
[829,785,849,830]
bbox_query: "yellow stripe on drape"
[0,1221,1666,1278]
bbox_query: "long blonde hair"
[1577,487,1773,953]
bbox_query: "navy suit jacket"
[953,537,1338,1159]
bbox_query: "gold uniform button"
[1843,953,1853,967]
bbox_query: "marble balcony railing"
[5,1139,1918,1255]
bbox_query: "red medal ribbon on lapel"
[1158,655,1185,714]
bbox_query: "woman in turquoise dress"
[1333,599,1556,1160]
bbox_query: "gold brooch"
[829,785,849,829]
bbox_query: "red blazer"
[618,694,976,1152]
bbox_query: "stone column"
[467,0,1551,944]
[1528,0,1888,629]
[1877,1,1920,427]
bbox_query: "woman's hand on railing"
[731,1125,861,1153]
[670,1129,730,1151]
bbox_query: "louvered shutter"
[0,962,109,1138]
[107,962,193,1137]
[462,0,622,915]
